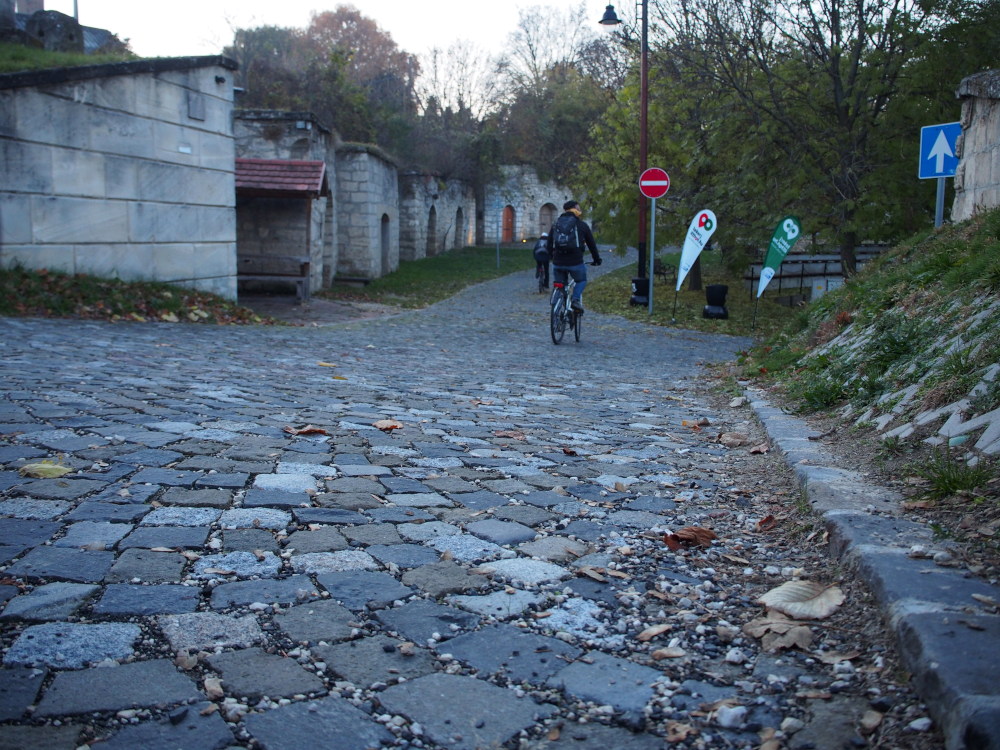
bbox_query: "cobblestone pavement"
[0,261,944,750]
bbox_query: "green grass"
[0,42,135,74]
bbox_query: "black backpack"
[552,215,579,253]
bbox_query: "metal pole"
[648,197,656,314]
[636,0,648,279]
[935,177,945,228]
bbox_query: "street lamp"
[600,2,649,287]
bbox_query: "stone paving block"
[219,508,291,530]
[316,492,383,511]
[4,622,140,669]
[423,476,478,493]
[159,487,232,508]
[291,507,368,525]
[0,498,71,520]
[130,468,203,486]
[387,492,454,508]
[158,612,263,652]
[367,543,439,569]
[547,651,662,724]
[141,507,221,526]
[475,558,570,586]
[0,586,17,605]
[0,724,81,750]
[429,534,506,563]
[93,584,201,615]
[0,582,98,621]
[397,520,461,542]
[253,473,316,493]
[118,525,209,549]
[553,519,608,542]
[5,547,114,583]
[283,527,349,553]
[467,518,537,545]
[193,551,281,579]
[89,483,160,505]
[62,502,149,523]
[402,560,489,597]
[274,599,357,644]
[365,506,435,523]
[375,599,480,643]
[34,658,200,717]
[207,648,324,699]
[527,720,666,749]
[624,496,678,513]
[450,489,510,510]
[341,523,403,546]
[0,667,46,721]
[315,570,413,610]
[442,624,581,683]
[13,477,106,500]
[521,490,570,508]
[242,488,308,508]
[314,634,436,687]
[107,548,188,583]
[491,504,557,527]
[52,521,132,550]
[325,476,384,493]
[194,472,248,489]
[448,588,545,619]
[379,476,431,493]
[210,575,320,609]
[244,695,393,750]
[86,701,234,750]
[0,518,60,547]
[518,536,591,562]
[222,528,279,552]
[378,672,555,750]
[291,550,379,575]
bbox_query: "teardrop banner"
[756,216,802,298]
[676,209,718,291]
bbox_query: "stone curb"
[746,389,1000,750]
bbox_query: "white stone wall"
[0,58,239,298]
[953,70,1000,222]
[335,145,399,279]
[399,172,475,261]
[482,166,571,244]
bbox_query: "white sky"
[40,0,594,59]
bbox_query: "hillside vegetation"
[743,207,1000,571]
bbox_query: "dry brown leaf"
[636,623,671,642]
[761,625,814,652]
[816,650,861,664]
[494,430,526,440]
[665,722,697,743]
[651,646,686,660]
[202,567,235,576]
[756,515,778,532]
[749,442,770,454]
[18,461,73,478]
[758,580,845,620]
[722,554,751,565]
[719,432,750,448]
[674,526,718,547]
[316,361,338,367]
[577,567,606,583]
[562,447,578,456]
[663,533,682,551]
[283,424,329,436]
[373,419,403,432]
[605,569,630,579]
[971,593,999,608]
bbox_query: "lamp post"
[600,1,649,283]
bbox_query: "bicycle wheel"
[550,296,566,344]
[573,306,582,342]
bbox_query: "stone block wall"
[953,69,1000,222]
[399,172,475,261]
[481,165,570,245]
[0,57,239,298]
[336,144,399,280]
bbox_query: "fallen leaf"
[651,646,686,660]
[159,312,179,323]
[761,625,814,652]
[719,432,750,448]
[562,447,578,456]
[816,650,861,664]
[373,419,403,432]
[202,568,236,576]
[673,526,718,547]
[577,567,606,582]
[756,515,778,532]
[758,580,845,620]
[283,424,329,436]
[316,361,338,367]
[972,594,999,608]
[605,569,630,579]
[722,554,751,565]
[749,442,770,454]
[637,623,671,642]
[663,533,682,551]
[665,722,697,743]
[332,375,348,380]
[18,461,73,479]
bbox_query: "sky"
[39,0,595,59]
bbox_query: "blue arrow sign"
[919,122,961,179]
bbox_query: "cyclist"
[533,232,550,290]
[546,200,602,313]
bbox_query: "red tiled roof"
[235,158,328,198]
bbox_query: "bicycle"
[549,276,582,344]
[535,263,548,293]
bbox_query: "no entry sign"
[639,167,670,199]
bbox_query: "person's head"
[563,200,582,217]
[540,232,548,238]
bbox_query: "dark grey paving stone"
[222,528,279,552]
[291,507,367,525]
[0,724,81,750]
[378,672,555,750]
[668,679,739,710]
[364,506,434,523]
[367,543,439,569]
[623,496,678,513]
[526,721,665,749]
[442,624,580,683]
[547,651,662,724]
[316,570,413,611]
[110,448,184,466]
[856,549,1000,609]
[62,502,149,523]
[342,523,403,546]
[106,548,187,583]
[0,546,27,564]
[566,484,627,503]
[194,473,248,489]
[284,527,350,553]
[450,489,510,510]
[491,505,557,526]
[0,518,60,547]
[563,577,645,606]
[243,488,309,508]
[314,635,436,688]
[274,599,356,644]
[553,520,609,542]
[467,519,537,545]
[244,695,393,750]
[130,468,204,486]
[375,599,480,643]
[0,585,17,605]
[423,476,478,493]
[34,658,201,716]
[325,476,384,493]
[87,702,233,750]
[378,476,430,493]
[209,575,319,609]
[159,487,232,508]
[4,621,141,669]
[5,547,114,583]
[521,490,569,508]
[93,584,201,615]
[89,483,160,505]
[0,667,46,721]
[401,560,489,598]
[118,526,209,550]
[206,648,324,699]
[12,474,107,499]
[0,582,98,621]
[0,445,46,464]
[52,520,132,550]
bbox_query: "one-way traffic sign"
[919,122,961,179]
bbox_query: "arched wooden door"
[502,206,516,243]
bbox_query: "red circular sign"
[639,167,670,199]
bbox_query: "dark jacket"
[546,212,600,267]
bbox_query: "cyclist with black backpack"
[546,200,602,313]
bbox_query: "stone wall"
[0,57,239,298]
[336,144,400,280]
[399,172,475,261]
[953,69,1000,222]
[481,166,570,245]
[233,111,337,291]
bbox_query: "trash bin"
[629,277,649,307]
[703,284,728,319]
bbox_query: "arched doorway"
[380,214,390,275]
[502,205,516,243]
[426,206,438,257]
[454,207,465,249]
[539,203,558,235]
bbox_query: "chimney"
[16,0,43,13]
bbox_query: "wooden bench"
[653,258,674,284]
[237,255,311,302]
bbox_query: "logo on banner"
[677,210,718,291]
[757,216,802,298]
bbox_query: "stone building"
[481,165,571,245]
[335,144,400,281]
[399,172,475,261]
[953,69,1000,222]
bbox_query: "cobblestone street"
[0,262,948,749]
